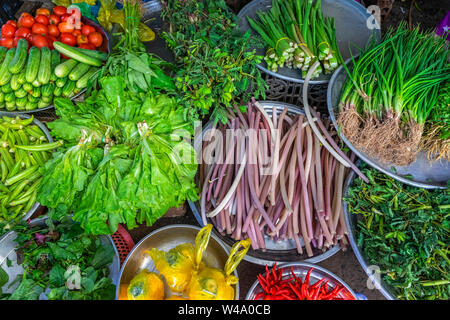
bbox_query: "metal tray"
[189,101,341,266]
[342,164,396,300]
[0,216,121,299]
[237,0,380,84]
[0,16,111,115]
[116,224,239,300]
[327,57,450,189]
[245,262,357,300]
[0,112,53,222]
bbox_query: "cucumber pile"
[0,115,62,232]
[0,39,101,112]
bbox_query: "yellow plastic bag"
[126,269,165,300]
[146,224,213,293]
[186,238,251,300]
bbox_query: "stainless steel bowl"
[237,0,380,84]
[0,112,53,222]
[116,224,240,300]
[0,216,121,299]
[189,101,341,266]
[342,163,397,300]
[327,57,450,189]
[245,262,357,300]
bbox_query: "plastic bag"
[126,269,165,300]
[146,224,212,293]
[186,238,251,300]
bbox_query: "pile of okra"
[0,116,61,221]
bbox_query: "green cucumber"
[14,88,27,99]
[25,47,41,83]
[76,67,97,89]
[56,77,67,88]
[4,92,15,102]
[1,83,12,94]
[38,47,51,85]
[25,102,37,111]
[10,74,21,91]
[32,78,41,87]
[17,70,27,85]
[72,47,108,61]
[53,85,63,97]
[62,80,76,97]
[54,59,78,78]
[31,87,40,98]
[37,100,50,109]
[27,94,38,103]
[50,50,61,82]
[5,100,16,111]
[53,41,103,66]
[69,62,91,81]
[42,95,53,103]
[0,48,16,86]
[0,92,3,103]
[16,96,27,109]
[23,83,33,93]
[41,83,54,97]
[9,39,28,74]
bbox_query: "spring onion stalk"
[247,0,343,78]
[337,22,450,165]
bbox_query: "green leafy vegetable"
[346,164,450,300]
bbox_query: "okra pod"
[5,165,39,186]
[14,140,63,152]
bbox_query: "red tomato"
[88,32,103,48]
[60,33,77,46]
[53,6,67,16]
[77,34,89,45]
[47,24,59,37]
[36,8,51,16]
[31,34,48,48]
[46,35,56,50]
[72,29,81,37]
[60,13,72,22]
[49,14,60,25]
[35,14,49,26]
[15,27,31,38]
[1,24,16,38]
[81,25,95,36]
[0,37,14,48]
[58,21,74,33]
[18,13,34,28]
[79,43,95,50]
[31,23,48,36]
[6,20,17,28]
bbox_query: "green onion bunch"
[337,23,450,166]
[248,0,343,78]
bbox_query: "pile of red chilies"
[199,98,367,255]
[254,264,354,300]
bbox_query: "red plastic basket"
[111,224,135,266]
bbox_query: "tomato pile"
[0,6,104,52]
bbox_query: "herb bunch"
[346,164,450,300]
[0,217,116,300]
[161,0,267,124]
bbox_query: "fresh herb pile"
[248,0,343,77]
[36,0,198,235]
[0,217,116,300]
[161,0,267,124]
[346,164,450,300]
[337,23,450,166]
